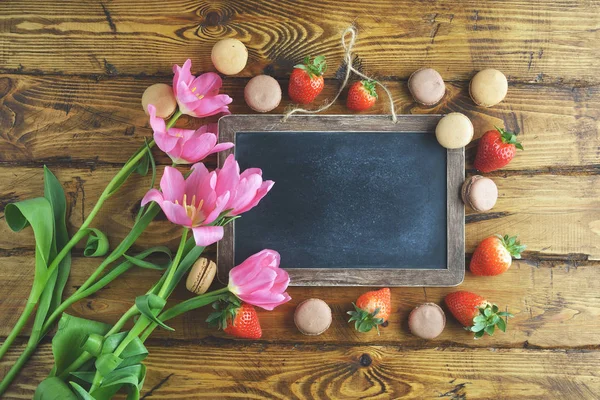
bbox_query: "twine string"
[282,26,398,123]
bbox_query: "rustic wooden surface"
[1,0,599,398]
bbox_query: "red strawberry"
[288,55,326,104]
[207,297,262,339]
[347,80,378,111]
[347,288,391,333]
[445,291,513,339]
[224,303,262,339]
[470,234,526,276]
[474,127,523,172]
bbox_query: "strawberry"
[474,127,523,172]
[347,288,391,333]
[288,55,326,104]
[207,296,262,339]
[445,291,513,339]
[470,234,526,276]
[346,80,378,111]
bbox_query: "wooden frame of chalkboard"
[217,115,464,287]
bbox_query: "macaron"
[294,298,332,336]
[211,38,248,75]
[141,83,177,118]
[185,258,217,295]
[435,112,474,149]
[461,175,498,212]
[408,68,445,106]
[469,69,508,107]
[408,303,446,340]
[244,75,282,113]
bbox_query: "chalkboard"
[217,115,464,287]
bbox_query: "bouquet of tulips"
[0,60,291,398]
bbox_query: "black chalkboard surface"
[217,115,464,287]
[234,131,447,270]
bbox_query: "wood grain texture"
[0,0,599,84]
[1,256,599,349]
[2,342,600,399]
[1,168,598,259]
[0,75,598,171]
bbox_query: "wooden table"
[1,1,599,398]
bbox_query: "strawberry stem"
[294,55,327,79]
[495,126,524,150]
[361,80,378,98]
[470,303,513,339]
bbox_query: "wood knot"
[205,11,223,27]
[359,353,372,367]
[381,320,389,328]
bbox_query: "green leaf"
[484,325,496,336]
[164,239,206,296]
[123,254,168,270]
[474,330,485,339]
[34,377,79,400]
[51,314,112,377]
[135,294,174,331]
[5,197,54,299]
[43,166,72,315]
[69,382,97,400]
[484,308,492,317]
[95,353,123,377]
[497,317,507,332]
[106,144,149,197]
[83,228,110,257]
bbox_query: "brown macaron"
[244,75,282,113]
[461,175,498,212]
[408,302,446,340]
[141,83,177,118]
[408,68,446,106]
[294,298,332,336]
[186,258,217,295]
[469,69,508,107]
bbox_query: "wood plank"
[1,167,598,259]
[1,75,598,170]
[2,342,599,399]
[0,1,599,83]
[1,255,599,349]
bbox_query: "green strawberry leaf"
[470,303,513,339]
[500,235,527,259]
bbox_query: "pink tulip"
[216,154,274,216]
[141,165,230,246]
[229,249,291,310]
[173,59,232,117]
[148,104,233,164]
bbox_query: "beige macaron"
[186,258,217,295]
[294,298,332,336]
[141,83,177,118]
[435,112,474,149]
[211,38,248,75]
[469,69,508,107]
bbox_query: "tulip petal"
[160,167,185,202]
[215,154,240,198]
[210,142,235,155]
[240,168,263,180]
[239,291,291,311]
[191,72,223,96]
[232,180,275,215]
[148,104,166,134]
[160,201,192,226]
[192,225,224,246]
[154,131,180,154]
[204,191,230,224]
[184,162,210,202]
[189,94,233,118]
[179,133,217,164]
[140,188,164,206]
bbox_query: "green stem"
[167,109,183,129]
[157,229,189,298]
[139,288,229,343]
[0,343,36,395]
[0,302,36,364]
[90,228,189,391]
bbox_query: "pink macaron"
[461,175,498,212]
[408,303,446,339]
